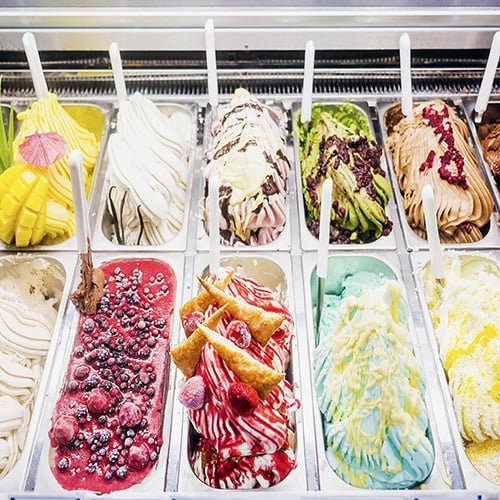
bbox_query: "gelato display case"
[0,2,499,500]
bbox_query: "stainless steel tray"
[196,99,292,252]
[91,101,199,252]
[171,253,307,493]
[301,251,456,491]
[0,252,75,494]
[377,98,500,251]
[30,252,184,498]
[291,100,398,251]
[411,249,500,490]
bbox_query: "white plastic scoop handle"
[22,32,48,100]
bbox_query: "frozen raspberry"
[53,415,79,445]
[178,376,205,410]
[227,320,251,349]
[182,311,205,337]
[128,444,149,470]
[227,382,258,416]
[74,365,90,380]
[87,388,109,415]
[118,402,142,428]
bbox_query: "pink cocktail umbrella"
[19,130,67,166]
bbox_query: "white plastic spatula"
[316,178,333,333]
[22,32,48,100]
[205,19,218,110]
[208,173,220,275]
[109,42,128,104]
[69,150,91,254]
[399,33,413,117]
[301,40,315,124]
[422,184,445,281]
[474,31,500,124]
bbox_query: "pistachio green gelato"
[297,103,392,244]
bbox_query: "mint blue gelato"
[314,270,434,489]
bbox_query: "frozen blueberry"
[57,457,69,472]
[154,318,165,329]
[68,381,79,393]
[74,345,85,357]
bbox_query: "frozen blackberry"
[99,430,111,445]
[75,407,88,420]
[83,377,99,391]
[83,318,96,334]
[116,466,128,480]
[108,449,120,464]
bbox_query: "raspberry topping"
[118,401,142,428]
[227,320,252,348]
[53,415,79,445]
[227,382,259,416]
[49,260,176,493]
[421,104,467,188]
[128,444,149,470]
[179,375,206,410]
[87,388,109,415]
[182,311,205,337]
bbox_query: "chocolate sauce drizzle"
[107,186,146,246]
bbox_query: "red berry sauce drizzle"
[187,270,297,489]
[49,259,176,493]
[419,103,468,189]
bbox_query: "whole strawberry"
[179,375,206,410]
[227,382,259,416]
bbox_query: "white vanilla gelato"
[0,257,64,479]
[106,92,191,245]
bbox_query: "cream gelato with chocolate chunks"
[203,88,290,246]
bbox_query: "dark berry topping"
[57,457,70,472]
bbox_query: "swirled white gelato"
[0,257,64,479]
[106,92,191,245]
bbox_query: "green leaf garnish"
[0,76,14,174]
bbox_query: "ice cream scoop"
[422,254,500,484]
[0,92,101,247]
[174,266,297,489]
[49,258,176,494]
[0,256,65,480]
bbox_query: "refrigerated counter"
[0,3,499,500]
